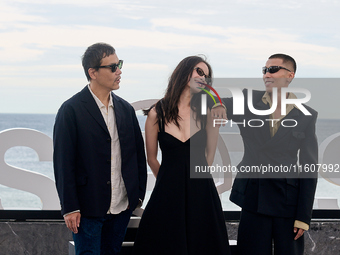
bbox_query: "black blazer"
[53,86,147,217]
[227,89,318,225]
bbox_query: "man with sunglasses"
[53,42,147,254]
[212,53,318,255]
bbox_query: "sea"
[0,113,340,210]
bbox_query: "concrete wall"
[0,220,339,255]
[0,221,72,255]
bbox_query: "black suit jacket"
[227,89,318,225]
[53,86,147,217]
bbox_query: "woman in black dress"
[133,56,231,255]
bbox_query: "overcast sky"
[0,0,339,118]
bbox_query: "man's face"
[92,53,122,91]
[263,58,294,94]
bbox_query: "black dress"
[133,113,231,255]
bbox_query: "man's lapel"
[252,90,301,148]
[267,108,300,145]
[80,86,109,135]
[254,99,272,142]
[111,92,125,137]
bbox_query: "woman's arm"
[145,107,161,177]
[205,108,219,166]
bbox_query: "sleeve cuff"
[63,210,80,218]
[294,220,309,231]
[138,198,143,208]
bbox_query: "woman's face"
[188,62,210,93]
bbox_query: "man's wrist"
[212,103,226,110]
[63,210,80,218]
[138,199,143,208]
[294,220,309,231]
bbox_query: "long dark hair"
[144,55,213,128]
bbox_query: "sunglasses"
[195,67,210,78]
[96,60,123,72]
[262,66,291,74]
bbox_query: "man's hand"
[294,227,305,240]
[211,105,227,127]
[64,212,81,234]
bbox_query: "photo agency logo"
[198,82,312,128]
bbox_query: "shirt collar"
[262,91,298,108]
[88,85,113,109]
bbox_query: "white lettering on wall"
[0,128,60,210]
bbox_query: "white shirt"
[88,85,129,214]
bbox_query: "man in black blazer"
[53,43,147,254]
[212,54,318,255]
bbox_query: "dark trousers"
[237,209,304,255]
[73,209,132,255]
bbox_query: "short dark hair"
[269,53,297,73]
[82,43,115,81]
